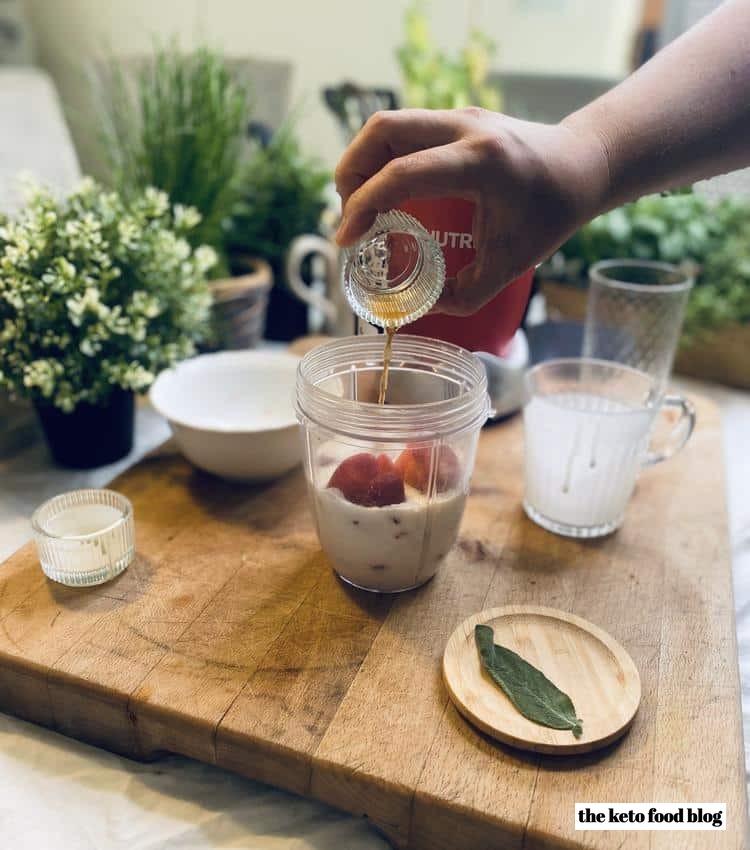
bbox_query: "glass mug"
[523,358,695,538]
[287,198,534,353]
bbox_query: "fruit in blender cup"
[316,441,468,592]
[367,469,405,507]
[375,454,396,474]
[327,452,406,507]
[395,445,461,493]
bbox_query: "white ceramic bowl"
[149,350,301,481]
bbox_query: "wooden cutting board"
[0,396,746,849]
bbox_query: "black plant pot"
[35,389,135,469]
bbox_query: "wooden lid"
[443,605,641,755]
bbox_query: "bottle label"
[397,198,475,279]
[398,196,534,357]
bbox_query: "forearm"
[564,0,750,212]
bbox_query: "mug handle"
[285,234,340,327]
[644,395,696,467]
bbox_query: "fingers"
[435,262,508,316]
[437,238,537,316]
[334,109,469,203]
[436,204,514,315]
[335,140,479,245]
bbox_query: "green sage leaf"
[475,624,583,738]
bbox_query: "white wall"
[25,0,642,173]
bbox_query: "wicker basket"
[673,322,750,389]
[209,257,273,350]
[540,278,750,390]
[539,280,588,322]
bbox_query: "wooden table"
[0,396,745,849]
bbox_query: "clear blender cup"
[295,335,489,593]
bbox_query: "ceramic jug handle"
[644,395,696,467]
[285,234,339,326]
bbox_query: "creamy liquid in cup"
[314,440,466,592]
[314,486,465,592]
[524,392,650,528]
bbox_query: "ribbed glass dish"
[32,489,135,586]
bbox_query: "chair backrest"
[89,52,294,177]
[92,53,293,137]
[490,71,618,124]
[0,0,34,66]
[224,56,293,134]
[0,67,80,215]
[659,0,719,48]
[323,82,399,143]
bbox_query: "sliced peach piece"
[395,445,461,494]
[376,453,397,474]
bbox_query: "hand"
[334,107,610,315]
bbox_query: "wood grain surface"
[443,605,641,755]
[0,396,746,849]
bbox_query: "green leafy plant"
[397,1,501,110]
[549,191,750,343]
[94,43,251,275]
[475,624,583,738]
[0,178,214,411]
[692,222,750,334]
[226,124,330,272]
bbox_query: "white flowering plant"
[0,178,215,412]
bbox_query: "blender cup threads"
[295,335,489,593]
[343,210,446,329]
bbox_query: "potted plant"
[540,190,750,388]
[94,43,272,348]
[397,0,501,110]
[0,177,214,468]
[225,123,330,341]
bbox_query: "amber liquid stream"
[377,328,396,405]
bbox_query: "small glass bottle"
[343,210,446,330]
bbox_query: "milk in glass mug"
[523,358,695,538]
